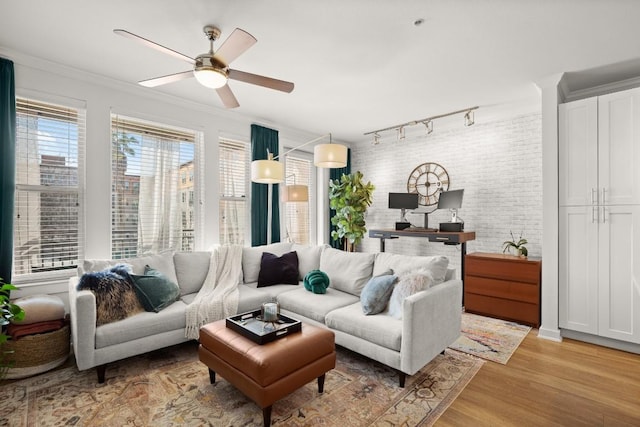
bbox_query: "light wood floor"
[436,331,640,426]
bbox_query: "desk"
[368,228,476,304]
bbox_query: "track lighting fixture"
[464,110,475,126]
[423,120,433,134]
[364,106,478,143]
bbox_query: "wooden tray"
[226,309,301,345]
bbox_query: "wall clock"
[406,162,450,206]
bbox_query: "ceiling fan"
[113,25,295,108]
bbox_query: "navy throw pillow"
[257,251,299,287]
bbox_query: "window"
[111,114,202,258]
[13,98,85,280]
[284,155,311,244]
[219,138,248,245]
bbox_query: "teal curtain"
[0,58,16,283]
[329,148,351,249]
[251,124,280,246]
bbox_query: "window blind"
[13,98,86,279]
[219,138,248,245]
[285,155,311,244]
[111,114,202,258]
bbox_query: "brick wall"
[351,113,542,278]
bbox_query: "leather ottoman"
[198,319,336,427]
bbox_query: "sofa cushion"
[95,300,187,349]
[291,244,324,280]
[325,302,402,352]
[319,247,375,296]
[360,273,397,315]
[242,242,292,284]
[243,282,299,300]
[373,253,449,285]
[174,251,211,296]
[257,251,299,287]
[276,287,359,323]
[130,265,180,313]
[77,265,144,326]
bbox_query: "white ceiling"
[3,0,640,143]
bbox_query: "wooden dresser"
[464,252,542,327]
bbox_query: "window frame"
[282,149,316,245]
[218,137,250,245]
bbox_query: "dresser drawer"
[465,276,539,304]
[465,256,540,283]
[465,294,539,327]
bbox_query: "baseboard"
[561,329,640,354]
[537,327,562,342]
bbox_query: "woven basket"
[2,325,70,379]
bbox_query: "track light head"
[464,110,475,126]
[372,132,381,145]
[423,120,433,134]
[397,126,405,142]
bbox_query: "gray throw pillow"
[360,273,398,315]
[130,265,180,313]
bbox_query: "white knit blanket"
[185,245,243,339]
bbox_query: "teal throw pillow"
[130,265,180,313]
[360,273,398,315]
[303,270,330,294]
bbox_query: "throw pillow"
[387,268,434,319]
[257,251,300,287]
[130,265,181,313]
[360,273,398,315]
[77,264,144,326]
[303,270,330,294]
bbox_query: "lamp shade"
[193,68,227,89]
[281,184,309,202]
[314,143,348,168]
[251,159,285,183]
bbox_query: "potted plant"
[329,171,375,252]
[1,279,25,380]
[503,231,528,257]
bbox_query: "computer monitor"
[388,192,419,210]
[388,192,418,222]
[438,189,464,223]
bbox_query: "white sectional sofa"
[68,242,462,385]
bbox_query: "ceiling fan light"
[251,159,285,183]
[193,67,228,89]
[314,143,348,168]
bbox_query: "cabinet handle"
[601,188,606,205]
[591,188,597,205]
[592,206,598,223]
[602,207,607,223]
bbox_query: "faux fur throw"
[77,264,144,326]
[185,245,243,339]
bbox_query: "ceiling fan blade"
[228,69,294,93]
[216,84,240,109]
[139,70,194,87]
[214,28,257,66]
[114,29,195,65]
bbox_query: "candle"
[262,302,279,322]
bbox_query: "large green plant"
[1,280,24,380]
[329,171,375,251]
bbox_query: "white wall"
[352,112,543,278]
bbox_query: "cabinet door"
[597,205,640,343]
[559,98,599,206]
[598,88,640,205]
[559,206,599,333]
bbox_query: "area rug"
[449,312,531,364]
[0,341,483,427]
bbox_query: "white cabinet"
[558,87,640,344]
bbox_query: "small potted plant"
[1,279,25,380]
[503,231,528,257]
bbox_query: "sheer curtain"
[137,138,181,253]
